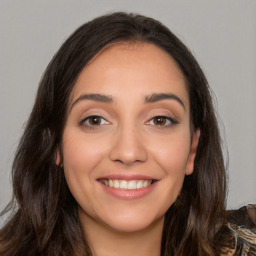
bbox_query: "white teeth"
[101,179,153,190]
[127,181,136,189]
[113,180,119,188]
[120,180,127,189]
[136,181,143,189]
[143,180,149,188]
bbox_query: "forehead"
[70,42,189,106]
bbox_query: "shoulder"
[220,204,256,255]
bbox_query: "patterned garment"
[220,204,256,255]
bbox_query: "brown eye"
[153,117,167,126]
[88,116,102,125]
[82,115,108,127]
[147,116,178,127]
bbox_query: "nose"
[109,125,148,165]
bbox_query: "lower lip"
[99,181,158,200]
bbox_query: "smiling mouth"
[99,179,157,190]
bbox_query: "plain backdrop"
[0,0,255,216]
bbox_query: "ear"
[185,129,200,175]
[55,147,63,167]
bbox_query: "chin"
[104,214,165,233]
[95,205,167,234]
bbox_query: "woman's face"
[58,42,200,233]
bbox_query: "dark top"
[221,204,256,255]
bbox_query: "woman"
[0,12,255,256]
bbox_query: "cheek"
[62,131,107,171]
[61,131,109,197]
[148,133,191,203]
[150,134,191,173]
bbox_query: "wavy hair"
[0,12,226,256]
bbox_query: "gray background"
[0,0,255,214]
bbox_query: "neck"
[79,212,164,256]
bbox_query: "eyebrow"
[145,93,185,110]
[70,92,185,112]
[70,93,113,111]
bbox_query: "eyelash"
[147,116,178,128]
[79,115,178,130]
[79,115,109,129]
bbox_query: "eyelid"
[146,115,178,127]
[79,115,110,128]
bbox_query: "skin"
[57,42,200,256]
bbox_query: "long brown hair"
[0,12,226,256]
